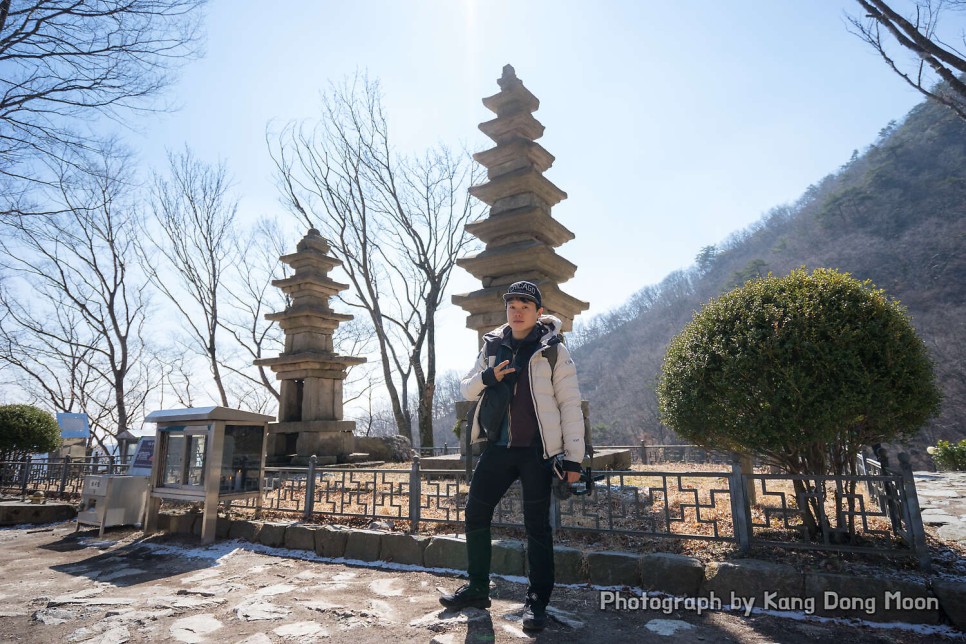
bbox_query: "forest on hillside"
[569,97,966,467]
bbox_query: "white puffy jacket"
[460,315,585,464]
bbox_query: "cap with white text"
[502,281,542,308]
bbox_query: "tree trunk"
[418,380,436,450]
[792,477,821,539]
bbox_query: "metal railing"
[236,451,930,567]
[416,443,727,463]
[0,456,130,498]
[2,449,930,569]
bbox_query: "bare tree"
[0,143,153,453]
[144,148,238,407]
[0,0,206,206]
[152,345,197,410]
[848,0,966,120]
[270,74,483,448]
[218,217,287,405]
[431,369,463,448]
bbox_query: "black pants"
[464,444,554,605]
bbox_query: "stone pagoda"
[255,229,365,465]
[453,64,588,340]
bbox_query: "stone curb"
[702,559,803,604]
[424,535,467,571]
[153,514,962,628]
[804,572,940,624]
[642,552,704,597]
[0,501,77,526]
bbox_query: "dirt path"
[0,523,960,643]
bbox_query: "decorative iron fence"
[238,452,930,567]
[418,443,728,463]
[0,456,128,497]
[1,450,930,569]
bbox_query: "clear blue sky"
[134,0,930,377]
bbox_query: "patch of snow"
[254,583,297,596]
[169,614,223,643]
[234,599,291,621]
[645,619,694,635]
[499,623,532,639]
[368,578,404,596]
[97,567,145,582]
[33,606,78,624]
[410,607,489,631]
[273,621,328,639]
[235,635,273,644]
[300,599,343,612]
[179,569,222,584]
[547,605,585,629]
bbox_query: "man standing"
[440,281,584,632]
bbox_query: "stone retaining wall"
[0,501,76,526]
[157,513,964,630]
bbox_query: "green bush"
[0,404,62,460]
[657,268,941,537]
[928,440,966,471]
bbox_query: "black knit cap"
[502,281,542,308]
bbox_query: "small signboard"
[127,437,156,477]
[57,413,90,439]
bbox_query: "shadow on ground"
[47,529,213,587]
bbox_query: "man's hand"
[563,471,580,483]
[493,359,516,382]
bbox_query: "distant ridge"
[571,97,966,465]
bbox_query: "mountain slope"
[571,97,966,463]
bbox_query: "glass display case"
[143,407,274,544]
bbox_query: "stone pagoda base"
[267,420,358,466]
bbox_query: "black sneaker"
[522,594,548,631]
[439,583,491,610]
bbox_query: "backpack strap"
[545,342,558,373]
[482,334,502,366]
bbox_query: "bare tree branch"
[0,0,207,209]
[849,0,966,120]
[0,140,152,450]
[143,147,237,407]
[269,73,483,447]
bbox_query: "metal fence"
[1,449,930,569]
[417,443,727,463]
[0,456,129,498]
[242,451,930,568]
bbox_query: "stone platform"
[915,470,966,545]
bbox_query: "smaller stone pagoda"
[255,229,365,465]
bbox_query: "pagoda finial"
[498,64,521,90]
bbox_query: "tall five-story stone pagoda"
[256,228,365,465]
[453,64,588,340]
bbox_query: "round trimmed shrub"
[0,404,62,460]
[658,267,940,477]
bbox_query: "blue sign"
[128,437,156,477]
[57,413,90,439]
